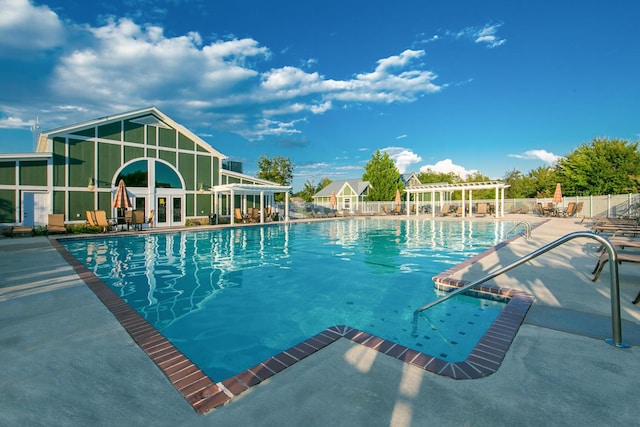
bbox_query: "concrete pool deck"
[1,217,639,426]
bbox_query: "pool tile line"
[52,238,533,415]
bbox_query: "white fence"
[283,193,640,219]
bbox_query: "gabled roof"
[401,172,421,185]
[36,106,225,159]
[313,179,370,198]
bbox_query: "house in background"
[313,179,370,213]
[0,106,284,228]
[401,172,421,187]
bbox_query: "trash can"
[208,214,217,225]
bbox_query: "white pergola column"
[494,187,499,218]
[230,188,236,225]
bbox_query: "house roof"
[313,179,370,198]
[36,106,226,159]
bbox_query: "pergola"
[404,181,510,218]
[212,183,291,224]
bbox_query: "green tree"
[417,170,460,184]
[503,169,536,198]
[257,155,295,201]
[529,166,558,198]
[362,149,403,201]
[555,137,640,196]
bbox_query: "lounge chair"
[10,225,34,238]
[234,208,247,224]
[94,210,112,233]
[249,207,260,223]
[46,214,67,235]
[86,210,98,227]
[147,210,154,228]
[573,201,584,217]
[437,204,451,216]
[476,203,488,217]
[592,250,640,281]
[392,204,402,215]
[454,206,464,217]
[560,202,576,217]
[381,206,390,215]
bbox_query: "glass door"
[157,197,167,225]
[172,197,182,225]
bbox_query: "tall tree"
[529,166,558,198]
[256,155,294,186]
[555,137,640,196]
[362,149,403,201]
[257,155,294,201]
[503,169,536,198]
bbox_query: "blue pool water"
[61,218,516,380]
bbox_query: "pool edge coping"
[50,225,537,415]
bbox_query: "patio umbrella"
[394,189,401,204]
[329,191,337,209]
[552,183,563,204]
[112,179,132,209]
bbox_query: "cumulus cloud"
[0,3,445,140]
[0,0,64,52]
[419,159,478,179]
[0,116,35,128]
[508,149,560,164]
[382,147,423,174]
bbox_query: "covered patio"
[404,181,510,218]
[212,183,291,225]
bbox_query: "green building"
[0,106,287,228]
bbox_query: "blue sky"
[1,0,638,191]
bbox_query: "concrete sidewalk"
[1,218,639,426]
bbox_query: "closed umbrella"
[112,179,132,209]
[329,191,337,210]
[552,183,563,204]
[394,189,401,205]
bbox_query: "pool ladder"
[412,231,629,348]
[503,221,532,240]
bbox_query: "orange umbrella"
[552,183,563,204]
[394,189,401,204]
[112,179,132,209]
[329,191,337,209]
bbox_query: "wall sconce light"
[198,182,205,194]
[87,177,95,191]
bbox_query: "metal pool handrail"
[502,221,532,240]
[412,231,630,348]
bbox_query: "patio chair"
[476,203,488,217]
[131,210,145,231]
[381,206,390,215]
[46,214,67,235]
[392,204,402,215]
[94,210,111,233]
[147,210,154,228]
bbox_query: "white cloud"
[382,147,422,174]
[0,0,64,52]
[0,116,35,128]
[0,6,444,140]
[419,159,478,179]
[474,24,506,48]
[508,149,560,164]
[451,23,506,49]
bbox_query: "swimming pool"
[61,218,516,381]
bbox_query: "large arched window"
[155,161,182,188]
[115,159,183,189]
[116,160,148,187]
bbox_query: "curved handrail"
[412,231,629,348]
[503,221,531,240]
